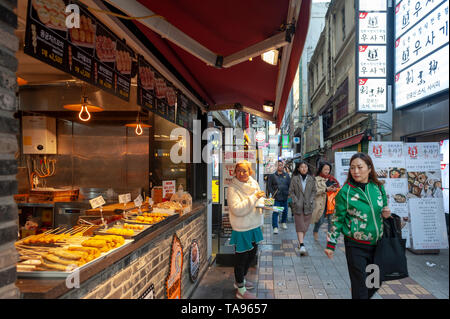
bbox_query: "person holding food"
[227,160,265,299]
[289,160,317,256]
[312,161,340,241]
[324,153,391,299]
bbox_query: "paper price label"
[119,193,132,204]
[134,194,143,207]
[89,196,106,209]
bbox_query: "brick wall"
[0,0,20,299]
[60,209,208,299]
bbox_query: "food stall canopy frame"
[102,0,312,126]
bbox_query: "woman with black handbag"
[324,153,392,299]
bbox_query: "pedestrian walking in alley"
[267,160,291,234]
[312,161,340,241]
[324,153,392,299]
[289,160,317,256]
[227,160,266,299]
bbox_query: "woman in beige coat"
[312,161,340,241]
[289,161,317,256]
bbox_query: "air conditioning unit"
[22,116,57,154]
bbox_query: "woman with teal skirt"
[228,160,265,299]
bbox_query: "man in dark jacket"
[267,160,291,233]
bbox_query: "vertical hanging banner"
[137,55,156,111]
[405,143,449,250]
[165,234,183,299]
[356,0,388,112]
[369,142,411,247]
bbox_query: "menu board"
[369,142,411,247]
[137,55,155,111]
[166,85,177,123]
[334,151,357,187]
[176,93,190,129]
[405,143,448,250]
[24,0,132,101]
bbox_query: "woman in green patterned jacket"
[324,153,391,299]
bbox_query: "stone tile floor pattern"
[192,211,448,299]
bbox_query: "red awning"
[332,134,365,151]
[108,0,312,126]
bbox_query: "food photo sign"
[369,142,411,248]
[405,143,449,250]
[165,234,183,299]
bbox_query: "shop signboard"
[189,240,200,283]
[281,135,290,149]
[255,131,266,143]
[356,0,388,113]
[24,0,132,101]
[176,93,190,130]
[369,142,411,247]
[440,139,449,214]
[394,0,449,109]
[334,151,357,187]
[137,55,156,111]
[212,179,219,203]
[165,234,183,299]
[405,143,449,250]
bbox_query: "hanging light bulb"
[135,123,143,135]
[64,93,103,121]
[79,105,91,121]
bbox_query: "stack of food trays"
[15,225,132,277]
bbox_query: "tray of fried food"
[94,227,135,239]
[19,232,71,246]
[125,212,169,225]
[81,235,125,253]
[152,201,182,214]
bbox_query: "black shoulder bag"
[374,213,409,282]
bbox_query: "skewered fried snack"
[105,228,134,236]
[81,239,107,248]
[41,261,76,272]
[123,223,144,230]
[43,253,84,266]
[68,246,99,255]
[49,248,88,260]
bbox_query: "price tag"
[134,194,143,207]
[89,196,106,209]
[119,193,131,204]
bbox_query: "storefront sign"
[440,139,449,214]
[24,0,132,101]
[394,0,449,108]
[163,180,176,199]
[369,142,411,247]
[255,131,266,143]
[165,234,183,299]
[405,143,449,250]
[356,0,388,113]
[281,135,290,149]
[139,284,155,299]
[189,240,200,282]
[334,151,357,187]
[395,44,449,108]
[176,94,190,129]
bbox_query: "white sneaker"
[273,227,279,234]
[281,223,288,230]
[299,245,307,256]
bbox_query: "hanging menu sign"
[356,0,388,113]
[176,93,190,129]
[24,0,132,101]
[137,55,156,111]
[166,85,177,123]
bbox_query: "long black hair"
[345,152,383,187]
[292,160,311,176]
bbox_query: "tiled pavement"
[192,211,449,299]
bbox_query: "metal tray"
[124,213,179,236]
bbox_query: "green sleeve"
[326,187,348,251]
[380,184,388,207]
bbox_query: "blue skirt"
[229,227,264,253]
